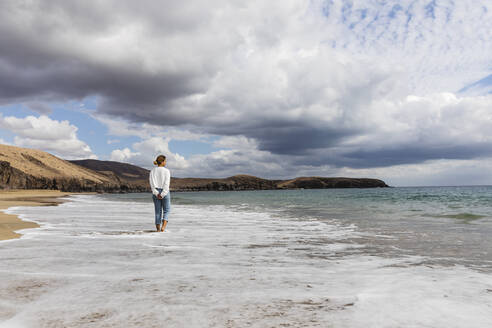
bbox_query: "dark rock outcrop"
[170,175,280,191]
[277,177,389,189]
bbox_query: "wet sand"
[0,190,73,241]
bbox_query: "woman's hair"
[153,155,166,166]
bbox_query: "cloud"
[181,135,285,178]
[93,113,210,141]
[213,136,258,150]
[111,137,188,170]
[0,114,96,159]
[320,92,492,168]
[107,128,492,185]
[24,102,52,114]
[107,139,120,144]
[460,74,492,96]
[0,0,491,179]
[319,1,492,91]
[181,148,283,179]
[110,147,139,162]
[336,158,492,187]
[111,134,286,178]
[0,138,10,145]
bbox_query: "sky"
[0,0,491,186]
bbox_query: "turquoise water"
[105,186,492,270]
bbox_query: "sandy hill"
[0,144,143,192]
[0,144,111,182]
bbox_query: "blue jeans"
[152,188,171,225]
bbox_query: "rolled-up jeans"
[152,188,171,225]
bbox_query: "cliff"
[0,144,143,192]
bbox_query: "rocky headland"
[0,145,141,192]
[1,144,389,192]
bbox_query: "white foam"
[1,194,491,327]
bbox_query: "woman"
[149,155,171,232]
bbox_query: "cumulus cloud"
[111,137,188,170]
[0,0,491,182]
[111,134,286,178]
[180,136,285,178]
[110,147,139,162]
[0,114,96,159]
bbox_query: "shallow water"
[105,186,492,269]
[1,187,492,327]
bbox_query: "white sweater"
[149,166,171,197]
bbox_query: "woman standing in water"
[149,155,171,232]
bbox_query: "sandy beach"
[0,190,72,241]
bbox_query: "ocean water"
[1,187,492,327]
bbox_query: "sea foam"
[1,194,492,327]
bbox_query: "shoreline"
[0,189,74,241]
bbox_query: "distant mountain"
[70,159,149,181]
[0,145,388,192]
[69,159,150,191]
